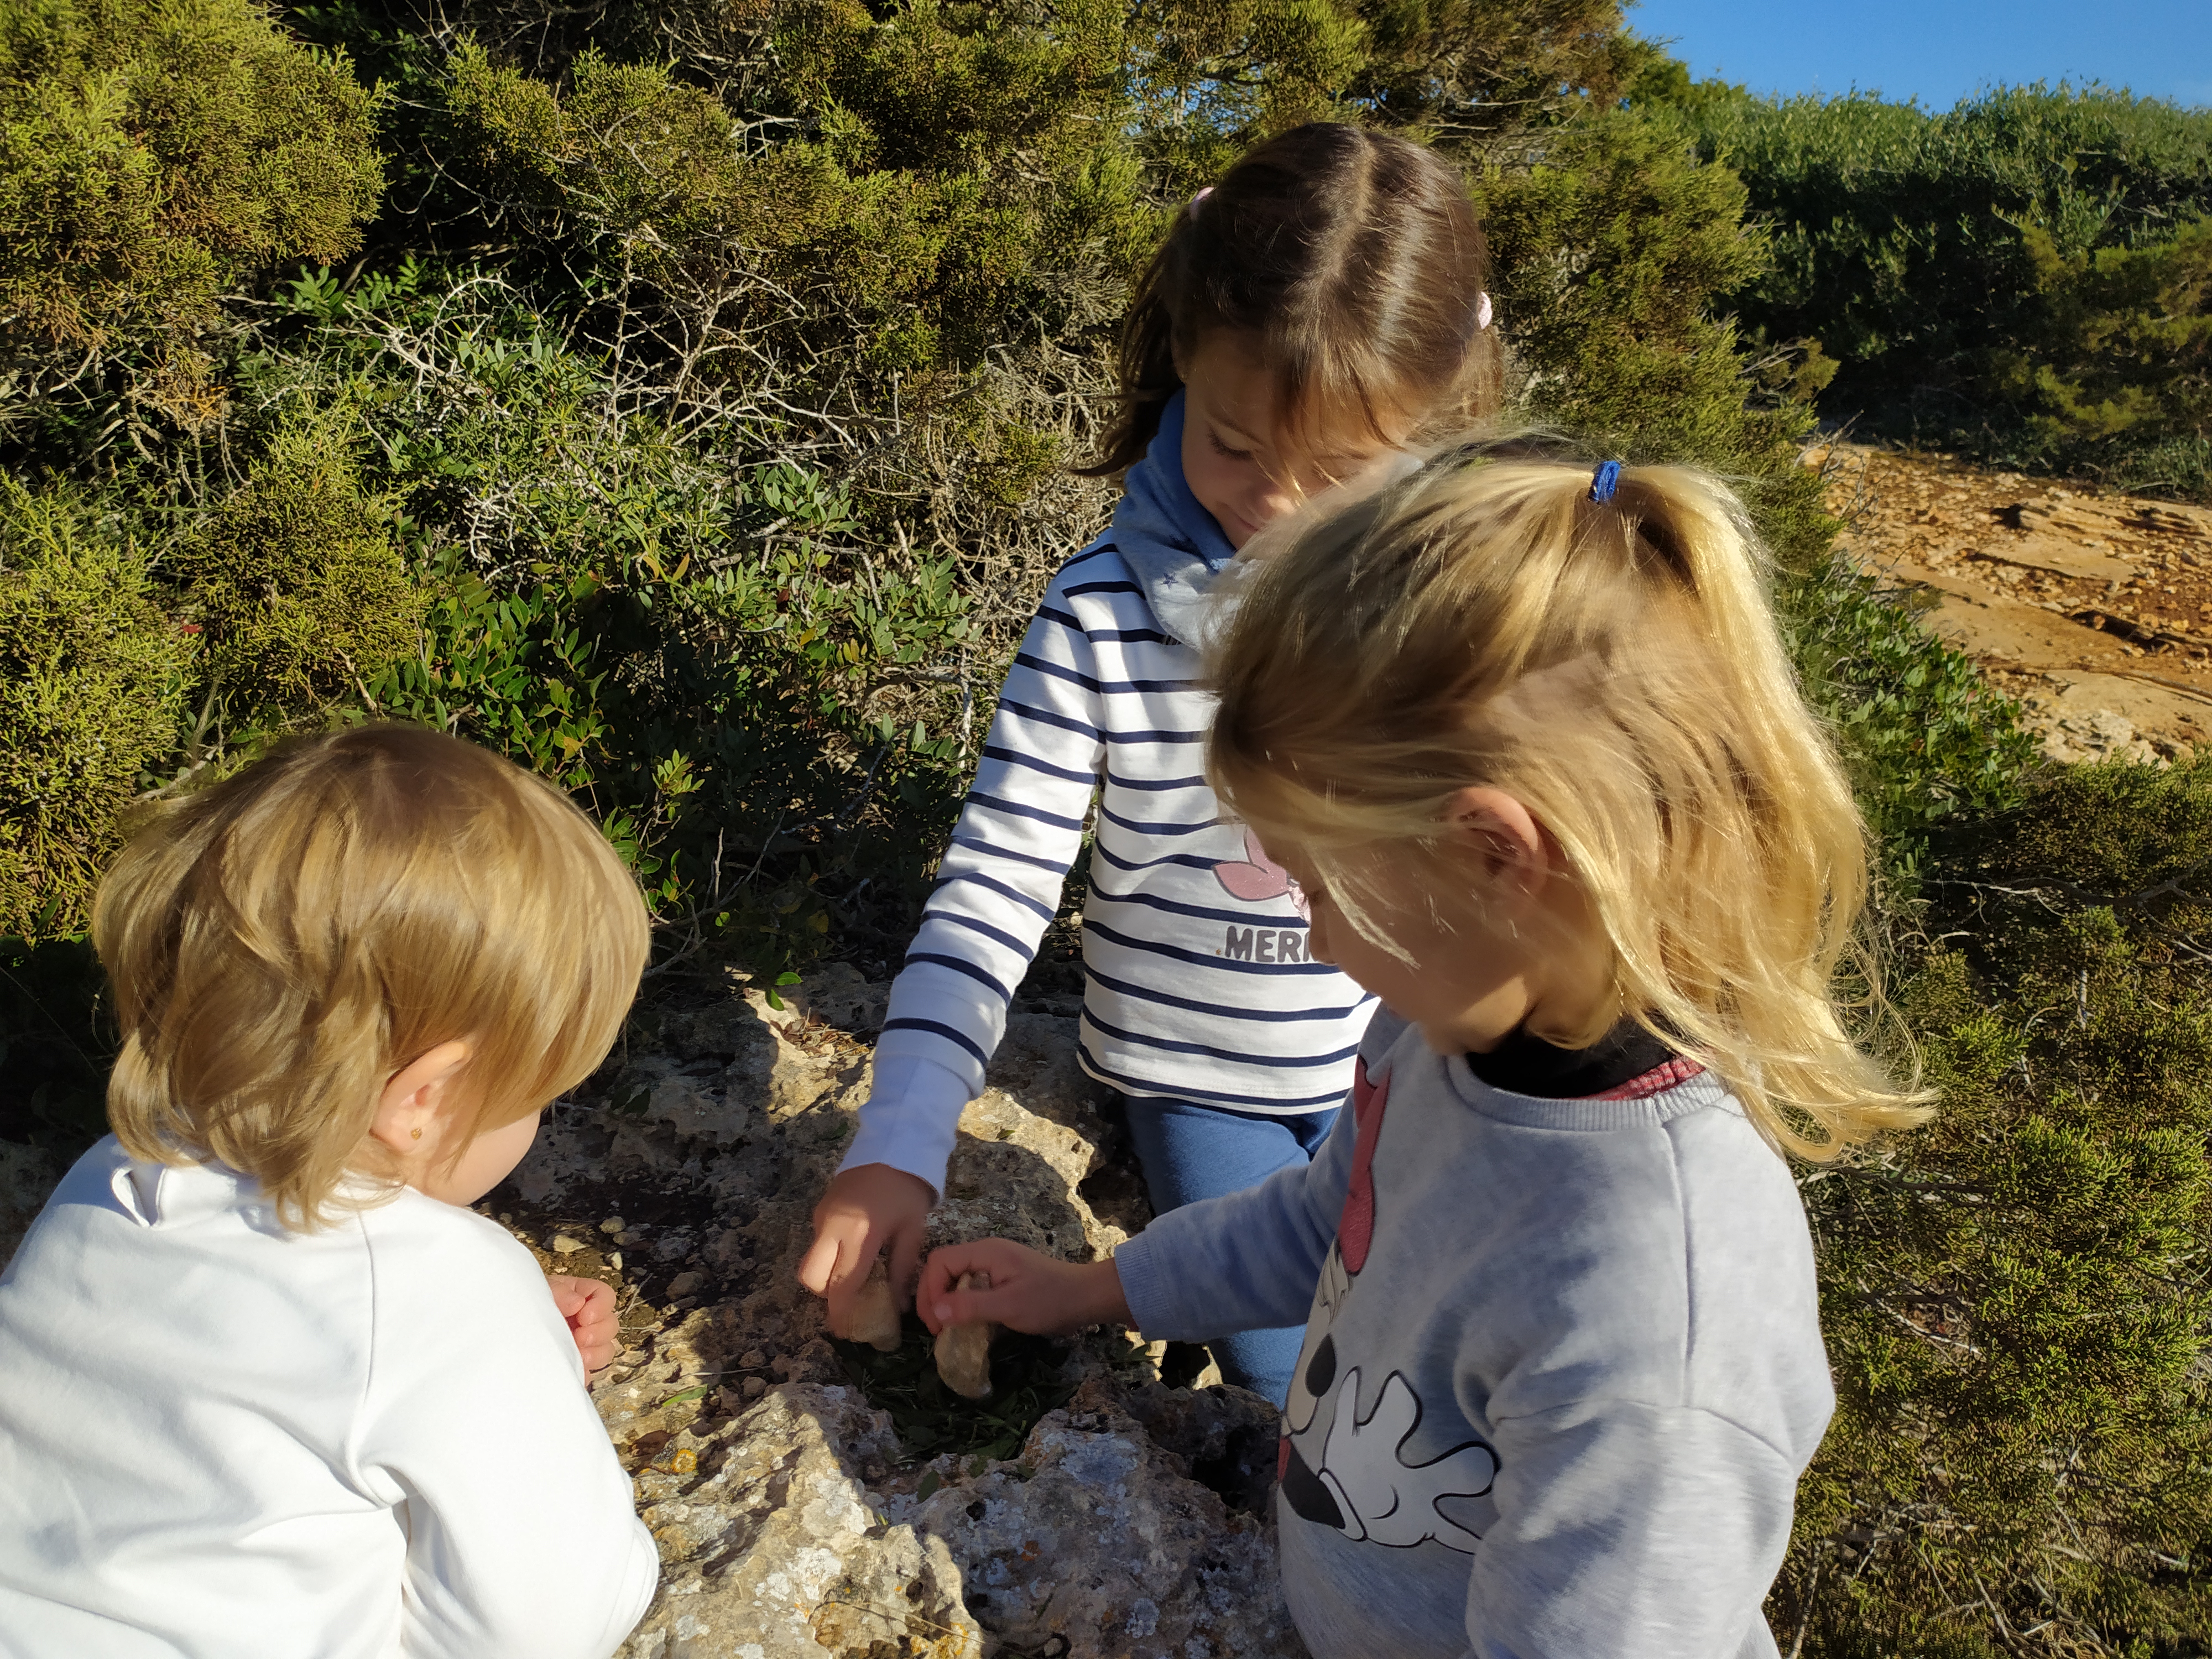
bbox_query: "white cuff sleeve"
[838,1053,974,1202]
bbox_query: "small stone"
[742,1375,767,1399]
[935,1272,995,1400]
[847,1259,902,1352]
[609,1253,623,1271]
[669,1270,706,1297]
[551,1234,586,1254]
[599,1216,625,1234]
[740,1349,766,1369]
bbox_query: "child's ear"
[1439,787,1548,899]
[368,1039,474,1157]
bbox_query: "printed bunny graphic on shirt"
[1278,1059,1499,1554]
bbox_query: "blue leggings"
[1121,1094,1338,1408]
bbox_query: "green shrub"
[0,0,383,352]
[1780,759,2212,1657]
[1782,560,2042,881]
[1986,217,2212,473]
[1648,80,2212,491]
[1475,108,1828,555]
[0,476,191,938]
[168,410,421,724]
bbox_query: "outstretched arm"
[917,1238,1133,1335]
[802,571,1112,1333]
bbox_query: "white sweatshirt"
[0,1137,658,1659]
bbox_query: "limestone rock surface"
[618,1383,983,1659]
[886,1378,1302,1659]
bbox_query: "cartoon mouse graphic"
[1278,1061,1499,1553]
[1213,826,1310,917]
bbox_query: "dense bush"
[0,477,192,937]
[171,410,421,721]
[1781,760,2212,1656]
[0,0,383,358]
[1645,78,2212,495]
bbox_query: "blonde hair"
[1207,436,1933,1160]
[95,724,650,1228]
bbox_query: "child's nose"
[1249,474,1298,527]
[1306,915,1335,965]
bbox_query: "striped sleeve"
[848,564,1109,1194]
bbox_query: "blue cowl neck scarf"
[1107,389,1239,648]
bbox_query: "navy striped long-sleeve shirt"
[843,392,1375,1196]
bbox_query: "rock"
[616,1377,1301,1659]
[846,1259,901,1352]
[884,1378,1305,1659]
[601,1216,626,1233]
[617,1384,984,1659]
[0,1140,62,1271]
[933,1273,995,1400]
[635,1056,756,1147]
[2041,705,2166,765]
[514,967,1307,1656]
[782,961,889,1035]
[552,1233,587,1254]
[931,1013,1138,1267]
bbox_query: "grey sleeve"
[1465,1401,1794,1659]
[1111,1100,1357,1340]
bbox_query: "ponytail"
[1206,436,1936,1162]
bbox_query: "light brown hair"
[1207,435,1933,1160]
[1082,122,1503,478]
[96,724,650,1228]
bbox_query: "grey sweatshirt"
[1112,1010,1835,1659]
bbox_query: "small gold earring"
[410,1128,422,1140]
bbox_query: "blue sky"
[1627,1,2212,111]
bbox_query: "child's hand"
[918,1239,1131,1338]
[548,1274,619,1374]
[798,1163,935,1339]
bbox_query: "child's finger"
[921,1242,1022,1327]
[547,1274,588,1317]
[887,1217,927,1314]
[821,1224,889,1339]
[935,1282,1016,1330]
[914,1248,976,1333]
[577,1286,617,1333]
[795,1223,847,1298]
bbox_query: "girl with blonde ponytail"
[915,438,1931,1659]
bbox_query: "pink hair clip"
[1476,291,1494,331]
[1191,186,1213,211]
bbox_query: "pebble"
[551,1234,586,1254]
[668,1270,705,1297]
[742,1376,767,1400]
[740,1349,767,1370]
[599,1216,625,1234]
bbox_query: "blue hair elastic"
[1589,460,1623,504]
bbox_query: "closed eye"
[1209,428,1255,462]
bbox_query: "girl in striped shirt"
[800,121,1503,1405]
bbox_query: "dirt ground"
[1812,441,2212,762]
